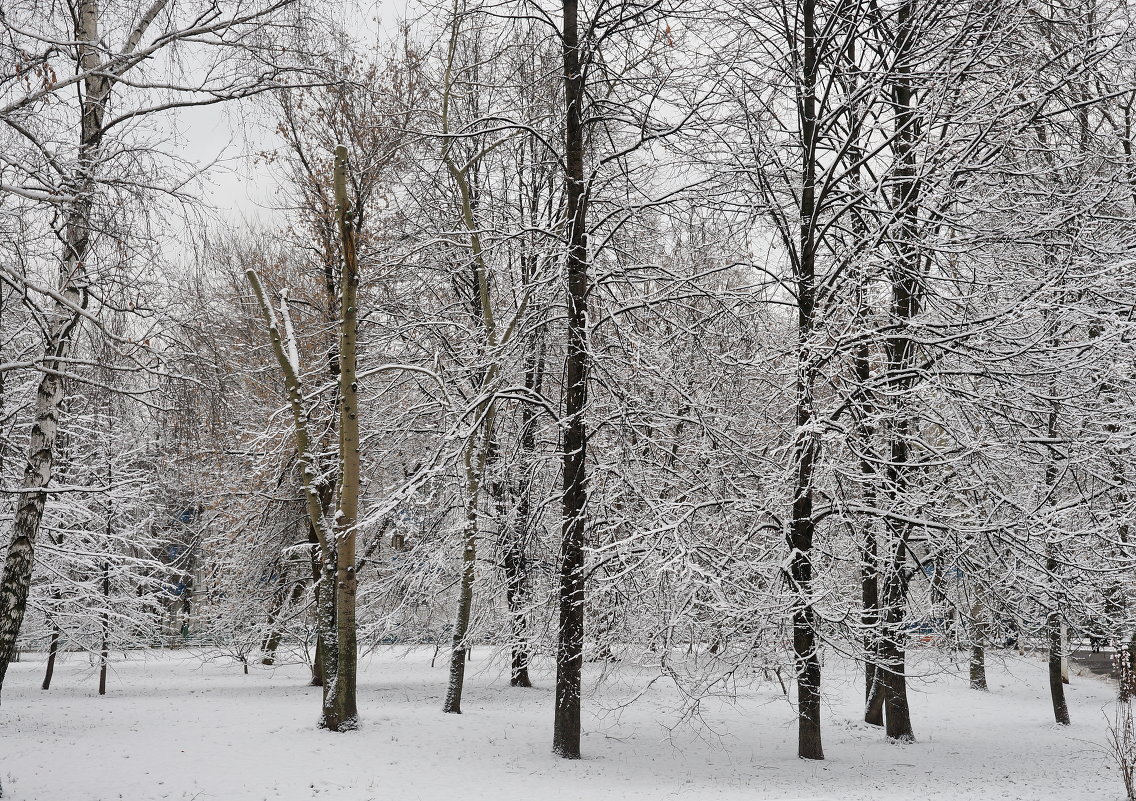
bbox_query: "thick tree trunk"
[878,545,915,742]
[875,0,921,746]
[1118,636,1136,702]
[1047,608,1070,724]
[786,0,824,761]
[553,0,589,761]
[969,599,988,691]
[316,557,341,726]
[321,144,361,732]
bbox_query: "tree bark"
[0,0,105,700]
[969,598,988,691]
[785,0,824,761]
[553,0,589,759]
[322,144,361,731]
[443,501,479,713]
[1047,608,1070,724]
[875,0,922,745]
[42,623,60,691]
[98,561,109,696]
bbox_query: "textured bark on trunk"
[1047,606,1070,724]
[969,599,988,691]
[443,504,478,713]
[552,0,589,761]
[1118,636,1136,702]
[310,628,325,687]
[875,0,921,745]
[0,0,110,700]
[786,0,824,761]
[322,144,361,732]
[878,544,915,742]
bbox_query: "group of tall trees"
[2,0,1136,768]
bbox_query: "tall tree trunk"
[854,294,883,727]
[876,0,922,745]
[553,0,589,759]
[1041,370,1069,724]
[0,0,105,699]
[786,0,824,761]
[321,144,361,732]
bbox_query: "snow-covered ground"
[0,647,1121,800]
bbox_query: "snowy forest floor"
[0,646,1122,801]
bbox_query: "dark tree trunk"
[785,0,824,761]
[552,0,590,761]
[443,506,478,714]
[98,561,109,696]
[856,348,882,726]
[875,0,921,746]
[42,623,60,691]
[1047,608,1070,724]
[878,544,915,742]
